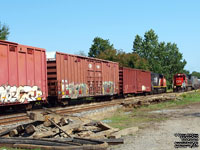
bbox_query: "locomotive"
[151,73,167,94]
[173,73,200,92]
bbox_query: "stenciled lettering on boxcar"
[102,81,114,95]
[0,85,43,104]
[61,80,89,99]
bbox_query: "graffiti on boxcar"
[102,81,115,95]
[61,80,89,98]
[60,80,115,98]
[0,85,42,103]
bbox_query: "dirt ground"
[110,102,200,150]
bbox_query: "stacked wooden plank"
[0,110,126,149]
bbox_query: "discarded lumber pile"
[0,110,125,149]
[0,137,108,150]
[122,93,177,108]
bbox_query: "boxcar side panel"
[8,46,18,86]
[120,67,151,95]
[122,67,137,94]
[0,44,8,86]
[18,52,27,85]
[136,70,151,92]
[102,62,119,96]
[27,49,35,86]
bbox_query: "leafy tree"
[182,70,190,76]
[0,22,9,40]
[88,37,114,57]
[75,50,87,57]
[133,29,160,72]
[97,48,118,62]
[191,71,200,79]
[97,49,149,70]
[133,29,187,87]
[89,36,149,70]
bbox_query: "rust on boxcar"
[0,40,48,106]
[47,52,119,100]
[119,67,151,95]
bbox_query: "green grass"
[104,108,167,130]
[167,88,173,93]
[104,91,200,130]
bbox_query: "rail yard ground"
[109,90,200,150]
[0,91,200,150]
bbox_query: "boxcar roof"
[0,40,45,51]
[120,66,151,73]
[48,51,119,64]
[0,40,18,45]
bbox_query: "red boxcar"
[119,67,151,95]
[0,40,47,106]
[47,52,119,102]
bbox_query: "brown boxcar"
[119,67,151,95]
[47,52,119,101]
[0,40,47,106]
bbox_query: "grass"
[104,108,167,130]
[104,90,200,130]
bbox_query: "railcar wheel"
[25,104,33,111]
[123,94,128,98]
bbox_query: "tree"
[127,52,149,70]
[133,29,187,87]
[89,36,149,70]
[88,37,114,57]
[133,29,160,72]
[75,50,87,57]
[97,49,149,70]
[191,71,200,79]
[0,22,9,40]
[182,70,190,76]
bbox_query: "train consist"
[173,73,200,92]
[0,40,199,109]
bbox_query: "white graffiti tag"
[0,85,42,103]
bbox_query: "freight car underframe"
[48,94,117,106]
[173,85,193,92]
[0,100,46,111]
[152,86,167,94]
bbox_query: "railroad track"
[0,92,186,126]
[0,114,29,126]
[0,100,121,126]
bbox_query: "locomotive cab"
[151,73,167,94]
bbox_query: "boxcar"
[119,67,151,96]
[0,40,47,107]
[47,52,119,103]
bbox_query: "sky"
[0,0,199,72]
